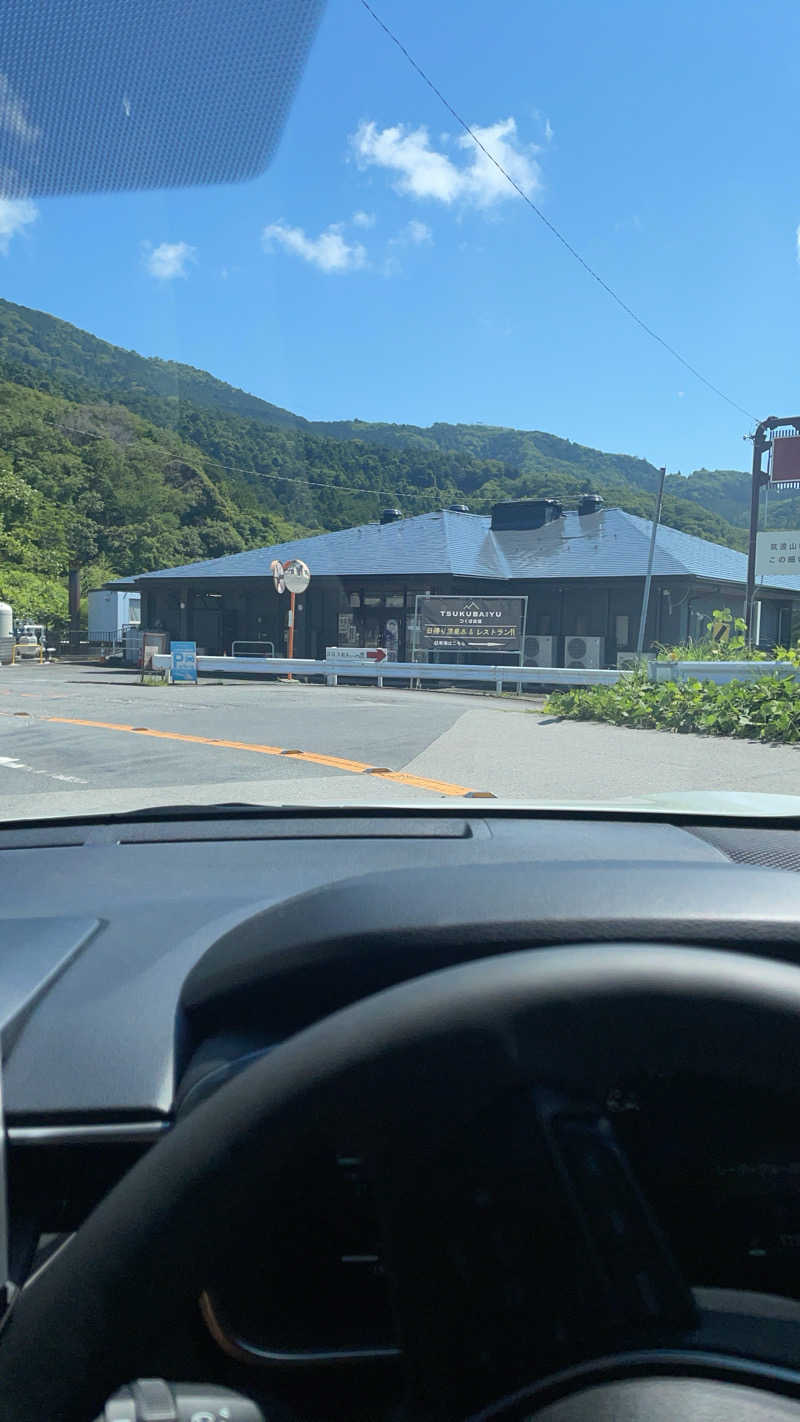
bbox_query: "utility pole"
[68,566,81,654]
[745,419,772,646]
[636,466,667,655]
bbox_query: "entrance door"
[222,609,239,654]
[382,614,402,659]
[357,609,404,658]
[192,608,222,653]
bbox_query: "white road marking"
[0,755,88,785]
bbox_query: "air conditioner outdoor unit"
[524,635,557,667]
[564,635,604,669]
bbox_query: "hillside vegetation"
[0,383,299,620]
[0,297,755,625]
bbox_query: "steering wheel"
[5,944,800,1422]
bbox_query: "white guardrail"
[651,660,800,685]
[151,653,626,690]
[150,653,800,690]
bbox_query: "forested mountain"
[0,384,297,619]
[0,299,304,433]
[0,296,757,625]
[665,466,800,533]
[308,419,668,495]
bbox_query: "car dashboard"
[4,805,800,1420]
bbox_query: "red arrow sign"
[366,648,388,662]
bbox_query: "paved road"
[0,662,798,818]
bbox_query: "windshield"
[2,0,800,820]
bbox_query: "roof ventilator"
[490,498,563,531]
[578,493,604,517]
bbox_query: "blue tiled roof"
[132,507,800,592]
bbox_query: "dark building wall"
[140,579,289,655]
[137,575,631,660]
[135,574,798,663]
[756,597,793,648]
[684,589,744,644]
[508,577,687,660]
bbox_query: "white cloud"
[457,119,541,207]
[544,118,554,143]
[382,219,433,276]
[0,74,40,145]
[389,219,432,248]
[405,218,432,244]
[263,221,367,273]
[350,117,541,209]
[352,121,462,202]
[352,209,375,228]
[0,197,37,255]
[144,240,196,279]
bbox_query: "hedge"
[545,674,800,744]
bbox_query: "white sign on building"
[755,530,800,576]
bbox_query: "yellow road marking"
[43,715,488,799]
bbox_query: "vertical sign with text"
[171,640,198,683]
[755,531,800,576]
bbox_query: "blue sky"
[2,0,800,477]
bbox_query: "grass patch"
[545,673,800,744]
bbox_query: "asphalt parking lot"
[0,661,798,818]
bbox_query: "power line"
[201,453,437,505]
[54,421,445,506]
[358,0,759,425]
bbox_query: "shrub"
[655,608,769,662]
[545,673,800,743]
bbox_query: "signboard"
[170,640,198,683]
[755,531,800,576]
[325,646,387,662]
[416,596,525,653]
[771,433,800,484]
[337,612,357,645]
[140,630,168,671]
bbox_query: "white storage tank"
[0,602,13,665]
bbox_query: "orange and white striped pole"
[287,589,295,680]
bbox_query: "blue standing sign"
[171,640,198,684]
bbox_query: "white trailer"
[87,589,141,648]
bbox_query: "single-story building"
[118,498,800,665]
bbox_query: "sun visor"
[1,0,326,197]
